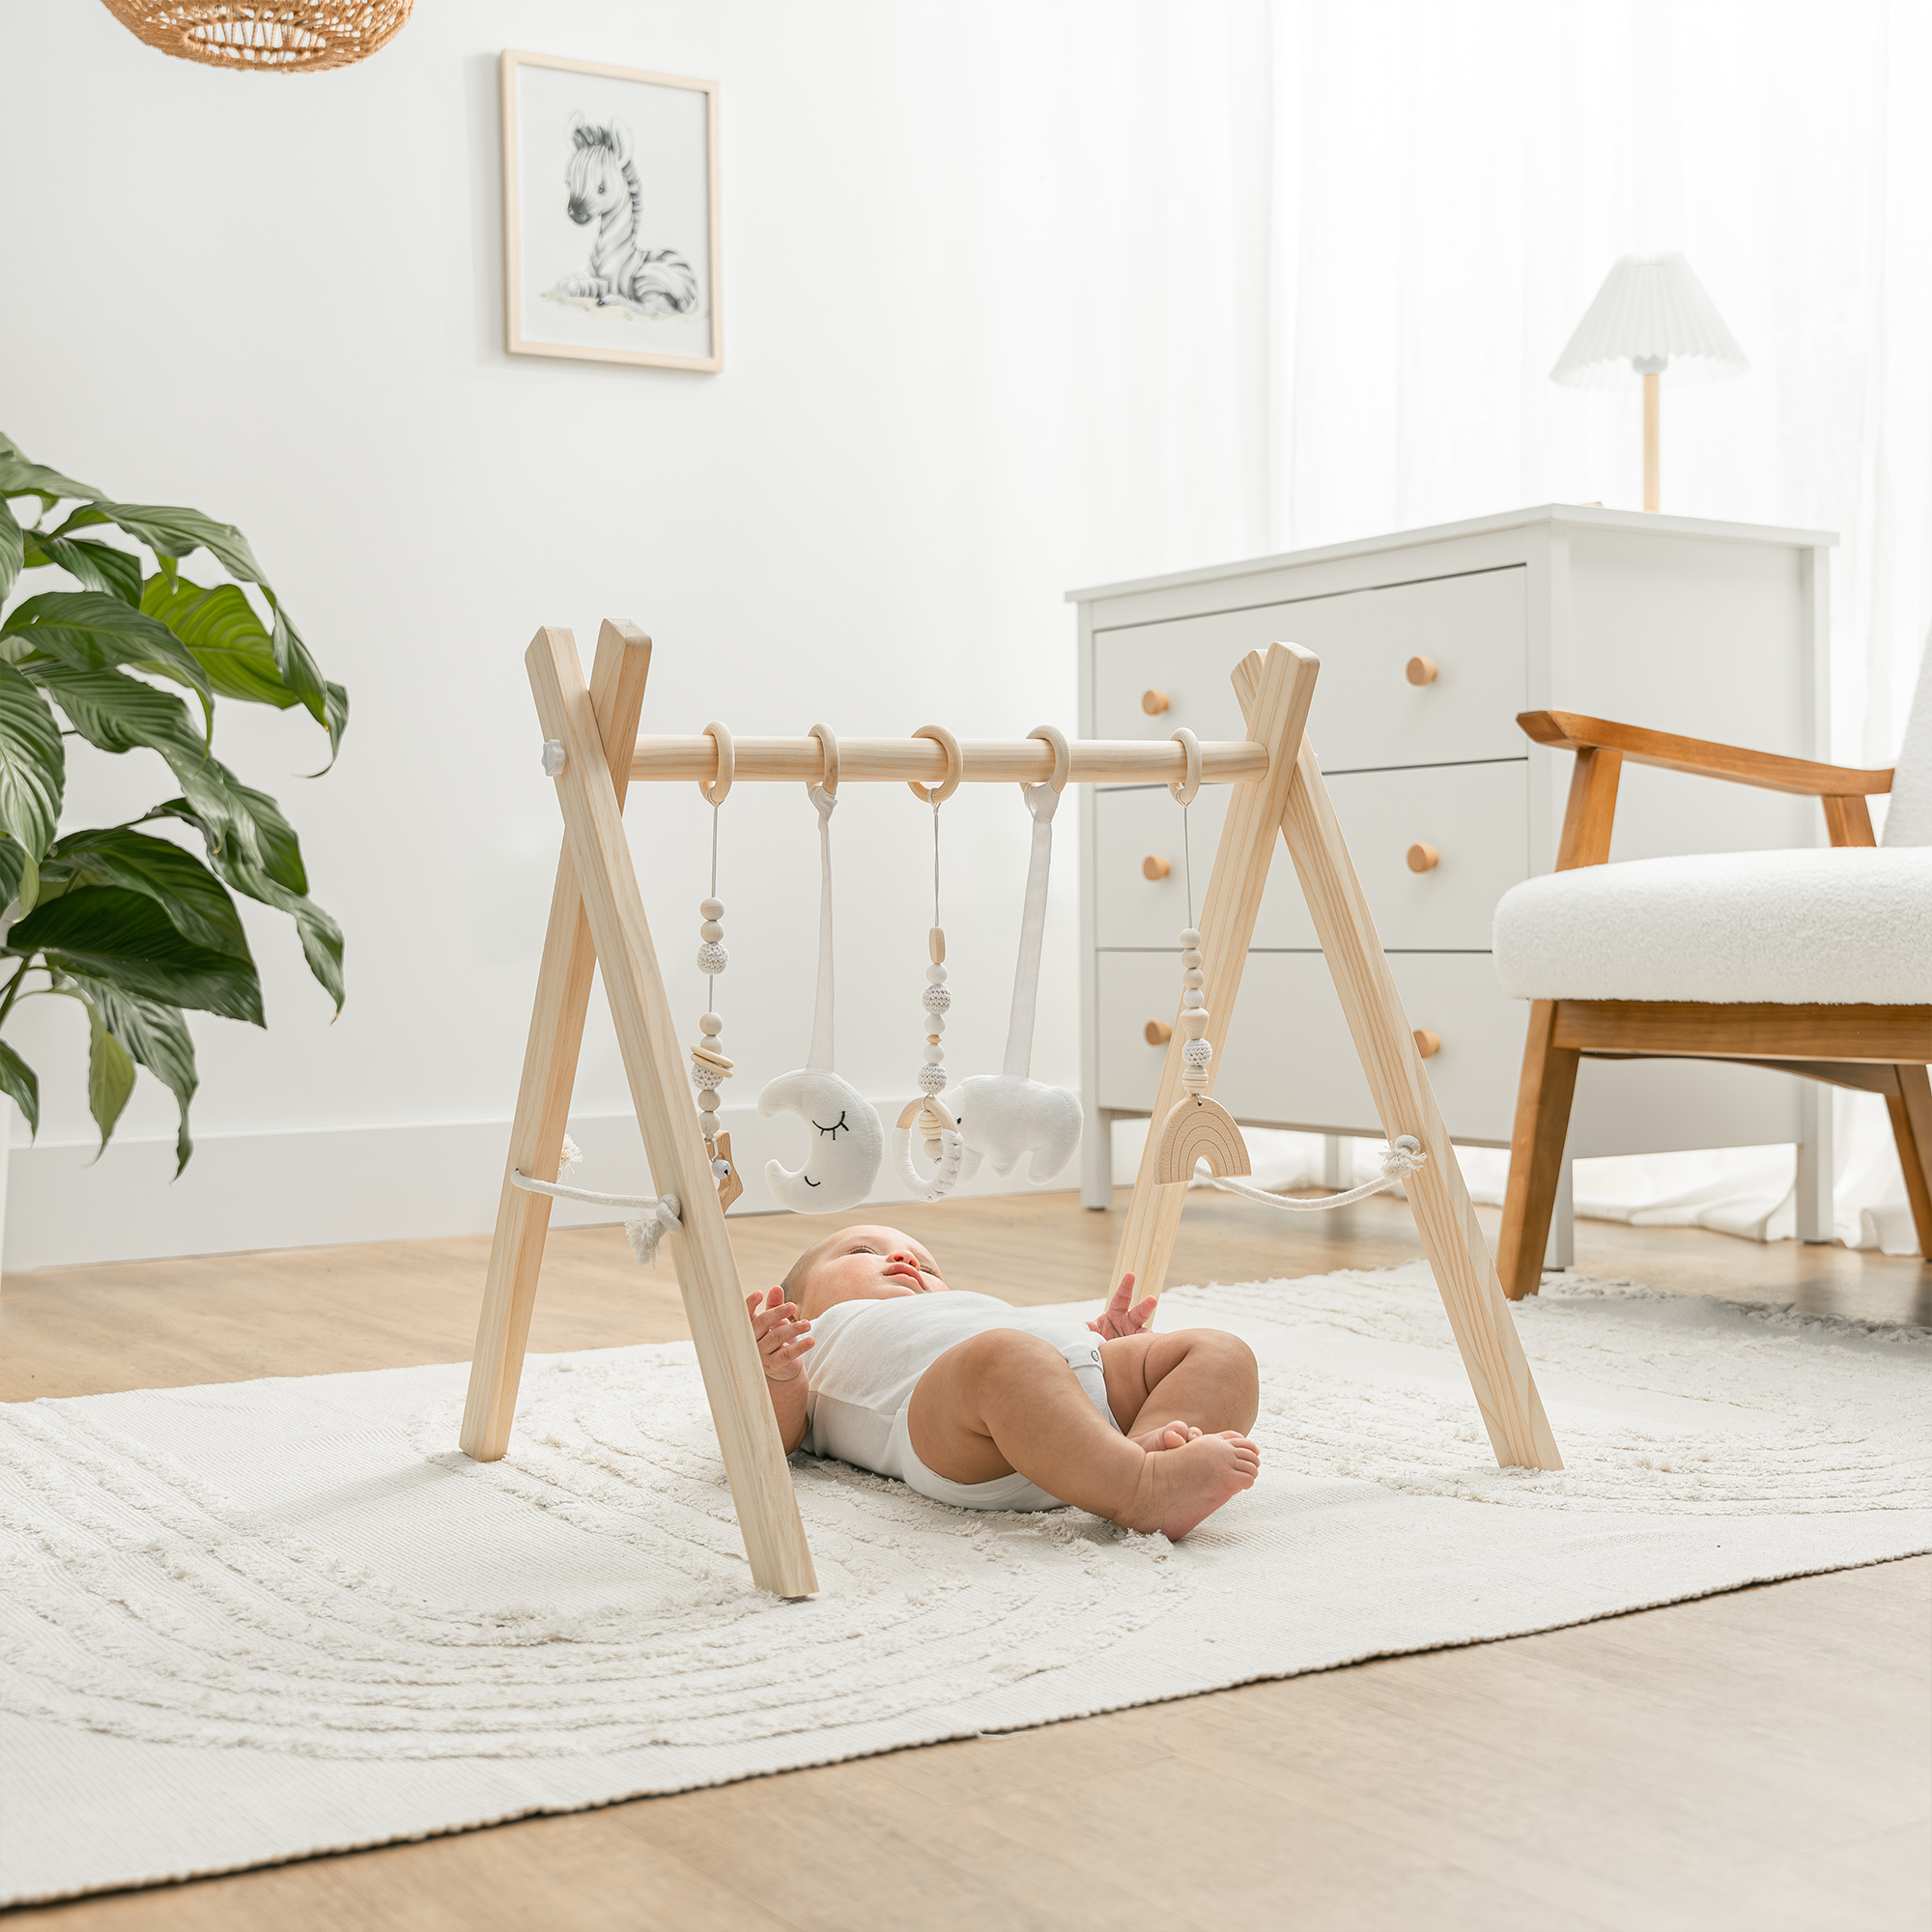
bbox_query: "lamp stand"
[1642,370,1661,511]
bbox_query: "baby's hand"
[746,1286,813,1383]
[1088,1271,1158,1339]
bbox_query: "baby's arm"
[745,1286,813,1454]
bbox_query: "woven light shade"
[1549,252,1748,389]
[100,1,412,72]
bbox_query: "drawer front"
[1093,761,1529,952]
[1093,565,1527,773]
[1095,950,1528,1142]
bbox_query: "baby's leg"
[1100,1328,1260,1441]
[907,1329,1257,1538]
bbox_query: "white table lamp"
[1548,252,1748,511]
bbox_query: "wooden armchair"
[1492,705,1932,1297]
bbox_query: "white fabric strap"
[1196,1137,1428,1211]
[1002,781,1060,1079]
[806,782,838,1070]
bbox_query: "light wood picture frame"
[500,49,723,373]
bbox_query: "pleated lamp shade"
[1549,253,1748,389]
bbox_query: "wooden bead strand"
[1170,728,1212,1097]
[690,724,734,1181]
[895,725,965,1195]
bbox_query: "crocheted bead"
[1183,1037,1212,1067]
[696,941,728,975]
[692,1063,725,1091]
[923,983,952,1014]
[918,1064,949,1094]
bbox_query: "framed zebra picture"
[500,49,722,373]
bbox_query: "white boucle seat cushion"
[1492,847,1932,1005]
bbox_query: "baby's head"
[782,1224,948,1321]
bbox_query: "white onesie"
[801,1292,1120,1512]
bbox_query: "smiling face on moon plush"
[948,1073,1083,1185]
[760,1067,885,1213]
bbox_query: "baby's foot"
[1130,1421,1203,1454]
[1118,1431,1260,1540]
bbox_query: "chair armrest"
[1518,710,1893,798]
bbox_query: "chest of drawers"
[1070,505,1837,1222]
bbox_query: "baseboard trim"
[5,1101,1065,1271]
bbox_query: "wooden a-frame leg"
[1111,643,1321,1302]
[526,626,818,1599]
[1886,1063,1932,1259]
[1495,1001,1582,1300]
[462,621,653,1463]
[1225,662,1561,1470]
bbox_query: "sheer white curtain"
[1193,0,1931,1248]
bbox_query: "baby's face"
[789,1225,947,1321]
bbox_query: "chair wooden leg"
[1497,1000,1581,1299]
[1885,1064,1932,1260]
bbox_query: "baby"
[744,1224,1261,1539]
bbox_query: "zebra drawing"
[549,114,700,318]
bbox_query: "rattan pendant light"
[100,1,412,72]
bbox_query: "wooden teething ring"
[808,721,838,793]
[907,724,962,804]
[1169,726,1202,806]
[699,721,734,806]
[1027,723,1070,793]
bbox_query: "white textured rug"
[5,1265,1928,1906]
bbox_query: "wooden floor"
[5,1190,1928,1930]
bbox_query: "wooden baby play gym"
[460,621,1561,1601]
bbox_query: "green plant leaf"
[44,827,251,961]
[0,661,65,881]
[0,838,24,911]
[323,682,349,766]
[0,1038,39,1136]
[265,592,328,731]
[84,994,136,1154]
[7,886,264,1026]
[54,501,265,585]
[0,445,99,508]
[0,497,21,603]
[1,590,215,722]
[150,800,340,1011]
[61,975,197,1173]
[27,535,144,606]
[149,776,307,897]
[31,659,207,758]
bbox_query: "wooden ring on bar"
[808,722,838,793]
[1169,726,1202,806]
[908,723,963,804]
[699,722,734,806]
[1027,724,1070,793]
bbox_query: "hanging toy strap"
[1003,724,1069,1080]
[806,722,841,1073]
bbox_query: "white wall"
[0,2,1267,1265]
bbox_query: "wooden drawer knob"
[1406,842,1439,873]
[1142,689,1171,716]
[1142,854,1172,881]
[1413,1028,1441,1059]
[1406,655,1438,687]
[1145,1019,1174,1046]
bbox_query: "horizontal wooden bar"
[628,735,1271,787]
[1553,1000,1932,1065]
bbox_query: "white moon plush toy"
[759,740,884,1212]
[946,727,1083,1187]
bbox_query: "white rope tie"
[1195,1136,1429,1211]
[509,1139,682,1264]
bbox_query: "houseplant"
[0,432,345,1172]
